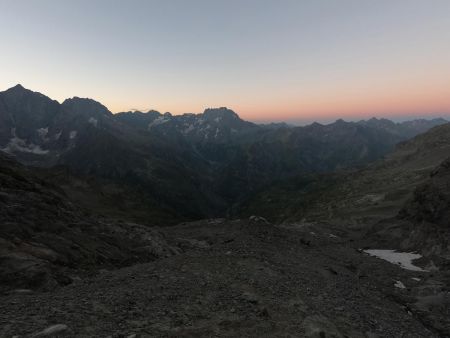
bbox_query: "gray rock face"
[402,157,450,226]
[398,157,450,257]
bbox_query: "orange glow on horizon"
[104,80,450,123]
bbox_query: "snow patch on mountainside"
[182,124,195,134]
[148,116,170,128]
[88,117,98,127]
[2,129,49,155]
[394,280,406,289]
[364,249,427,272]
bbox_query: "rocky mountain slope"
[399,157,450,258]
[240,122,450,226]
[401,157,450,231]
[367,155,450,263]
[0,151,179,292]
[0,85,225,222]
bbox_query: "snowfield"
[364,249,427,272]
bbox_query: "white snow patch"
[364,249,427,272]
[412,277,421,282]
[2,129,49,155]
[214,128,220,139]
[148,116,169,128]
[183,124,195,134]
[54,131,62,140]
[196,118,205,125]
[88,117,98,127]
[394,280,406,289]
[69,130,77,139]
[329,234,339,239]
[214,116,222,123]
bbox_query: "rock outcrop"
[398,157,450,258]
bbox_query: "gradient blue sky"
[1,0,450,123]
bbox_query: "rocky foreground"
[1,218,449,337]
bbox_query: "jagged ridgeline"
[0,84,447,223]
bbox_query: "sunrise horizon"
[2,82,449,126]
[2,0,450,124]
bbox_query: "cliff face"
[402,157,450,227]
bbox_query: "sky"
[1,0,450,124]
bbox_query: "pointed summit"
[12,84,25,90]
[4,84,28,94]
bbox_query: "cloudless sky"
[1,0,450,123]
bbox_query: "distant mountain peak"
[310,122,323,127]
[2,84,57,109]
[11,84,25,90]
[62,97,112,116]
[203,107,239,120]
[4,84,31,95]
[64,96,104,105]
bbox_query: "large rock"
[302,315,344,338]
[0,252,55,290]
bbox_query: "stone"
[302,315,344,338]
[32,324,69,337]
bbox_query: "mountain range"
[0,84,447,223]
